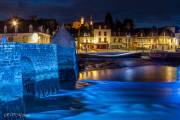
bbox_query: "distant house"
[0,17,59,44]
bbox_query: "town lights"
[31,33,39,43]
[11,19,19,33]
[12,20,18,26]
[93,39,98,44]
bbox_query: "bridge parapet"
[0,42,60,119]
[0,43,24,119]
[20,43,59,81]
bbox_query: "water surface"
[26,59,180,120]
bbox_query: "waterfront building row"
[76,25,178,52]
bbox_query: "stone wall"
[0,42,60,119]
[0,43,23,119]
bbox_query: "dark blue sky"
[0,0,180,27]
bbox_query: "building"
[77,23,111,52]
[94,25,111,49]
[166,26,180,47]
[0,17,58,44]
[110,32,131,50]
[0,32,51,44]
[65,16,179,53]
[76,22,177,52]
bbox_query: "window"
[99,31,101,36]
[114,38,116,43]
[104,32,107,36]
[99,38,101,43]
[118,38,121,43]
[104,38,107,43]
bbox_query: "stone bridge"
[0,42,62,119]
[0,27,78,119]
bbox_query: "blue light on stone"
[0,27,79,119]
[1,36,7,44]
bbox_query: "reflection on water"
[6,59,180,120]
[26,81,180,120]
[79,65,179,82]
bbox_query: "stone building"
[0,17,59,44]
[77,24,177,52]
[64,16,178,52]
[0,32,51,44]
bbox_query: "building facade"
[0,32,51,44]
[0,17,58,44]
[64,17,179,53]
[77,25,178,52]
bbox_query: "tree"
[105,12,114,29]
[123,19,134,32]
[115,19,122,31]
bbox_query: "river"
[26,58,180,120]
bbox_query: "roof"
[0,17,59,36]
[131,28,175,37]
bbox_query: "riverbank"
[79,58,180,72]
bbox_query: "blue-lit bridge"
[0,27,78,120]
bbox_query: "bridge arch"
[21,56,36,96]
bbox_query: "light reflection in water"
[25,61,180,120]
[79,65,178,82]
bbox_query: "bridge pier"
[52,26,79,86]
[0,27,79,118]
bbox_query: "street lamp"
[12,20,18,26]
[11,19,18,33]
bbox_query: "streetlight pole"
[12,20,18,33]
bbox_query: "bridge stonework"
[0,42,60,119]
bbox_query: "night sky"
[0,0,180,27]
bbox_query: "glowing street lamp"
[11,19,19,33]
[12,20,18,26]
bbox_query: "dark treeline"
[105,12,134,33]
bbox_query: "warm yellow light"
[90,21,93,25]
[93,39,98,44]
[80,17,84,25]
[12,20,18,26]
[31,33,39,43]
